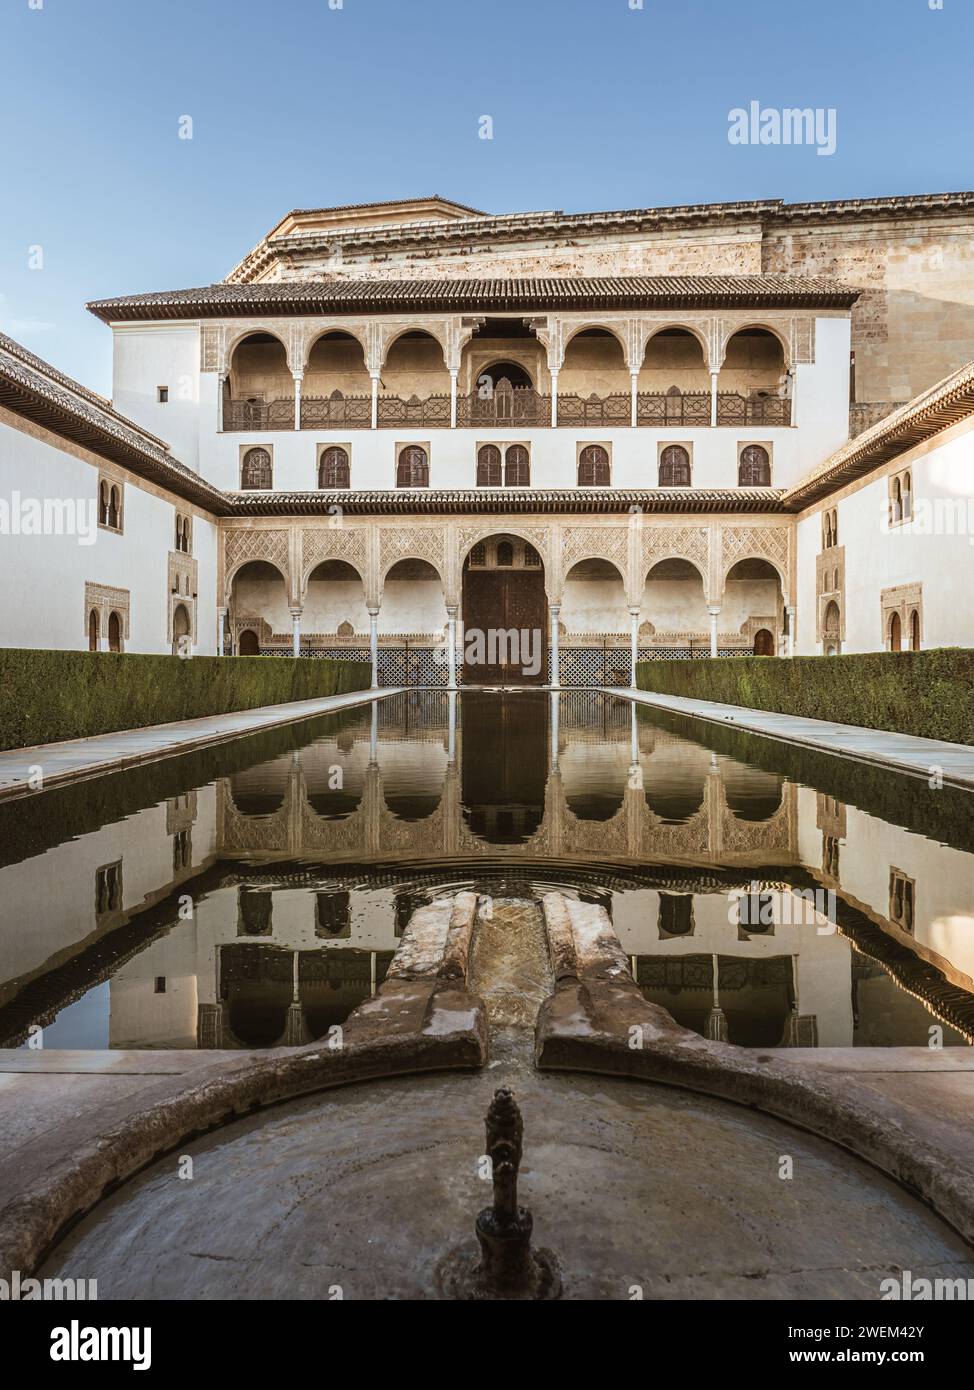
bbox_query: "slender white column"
[550,371,559,428]
[708,606,720,658]
[293,375,303,431]
[710,371,719,427]
[786,605,796,658]
[217,374,226,432]
[370,374,379,430]
[291,609,302,657]
[369,608,380,687]
[450,371,458,428]
[446,605,458,689]
[630,372,639,428]
[788,368,798,427]
[217,607,227,657]
[447,691,457,763]
[549,603,561,687]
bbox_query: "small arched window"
[496,541,514,567]
[397,446,429,488]
[88,609,99,652]
[108,486,120,530]
[505,444,530,487]
[318,446,350,489]
[99,481,110,527]
[241,447,272,490]
[909,609,921,651]
[902,471,913,519]
[108,610,122,653]
[659,445,691,487]
[738,444,771,487]
[890,477,903,525]
[477,445,502,488]
[578,445,610,487]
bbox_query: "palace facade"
[2,191,974,682]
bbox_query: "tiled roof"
[224,488,788,517]
[785,359,974,508]
[88,274,858,322]
[0,334,227,513]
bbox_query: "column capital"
[707,604,721,617]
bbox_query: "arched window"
[909,609,921,651]
[108,486,120,529]
[88,609,99,652]
[738,444,771,487]
[823,601,841,655]
[477,444,502,487]
[241,447,272,490]
[889,611,902,652]
[318,446,350,489]
[99,481,110,527]
[108,610,122,653]
[577,445,610,487]
[902,471,913,520]
[397,445,429,488]
[658,444,691,487]
[505,444,530,487]
[496,540,514,567]
[890,477,903,525]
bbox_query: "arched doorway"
[910,609,921,651]
[889,611,902,652]
[753,628,774,656]
[88,609,99,652]
[230,560,289,654]
[462,534,546,685]
[238,629,259,656]
[172,603,191,655]
[107,611,122,653]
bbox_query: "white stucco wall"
[112,325,202,470]
[795,417,974,654]
[0,410,219,654]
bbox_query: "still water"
[1,690,972,1051]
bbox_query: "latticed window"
[524,544,542,568]
[822,507,838,550]
[241,447,272,490]
[318,446,350,489]
[477,444,502,487]
[505,444,530,487]
[659,445,691,487]
[738,444,771,487]
[469,543,486,566]
[397,446,429,488]
[577,445,609,487]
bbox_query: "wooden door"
[462,570,547,684]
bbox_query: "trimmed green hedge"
[0,650,371,751]
[636,648,974,747]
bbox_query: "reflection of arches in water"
[634,954,794,1048]
[222,944,294,1047]
[658,894,695,936]
[561,744,630,822]
[722,765,784,822]
[644,772,705,824]
[304,752,366,819]
[300,949,393,1039]
[228,756,292,816]
[379,743,448,821]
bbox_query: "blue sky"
[1,0,970,395]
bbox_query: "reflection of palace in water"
[2,693,973,1051]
